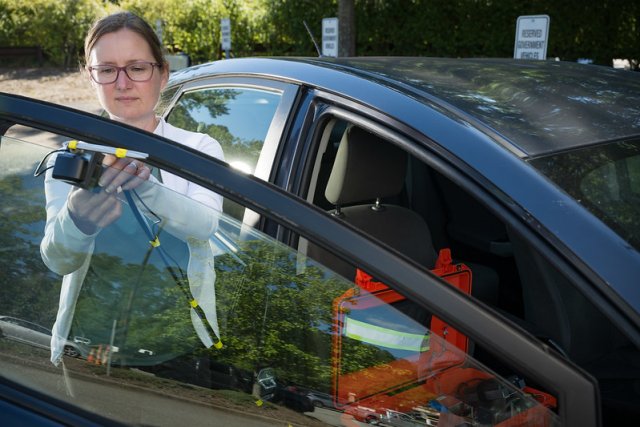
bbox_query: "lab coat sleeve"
[40,156,97,276]
[132,133,224,240]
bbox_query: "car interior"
[303,117,640,422]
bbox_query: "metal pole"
[106,319,117,376]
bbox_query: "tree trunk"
[338,0,355,57]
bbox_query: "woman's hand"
[98,155,151,194]
[66,155,151,234]
[67,186,123,235]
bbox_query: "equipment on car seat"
[309,125,554,423]
[332,248,556,426]
[354,248,471,355]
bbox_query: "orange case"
[332,249,556,426]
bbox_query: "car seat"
[308,125,438,281]
[309,125,498,306]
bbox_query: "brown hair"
[84,11,166,68]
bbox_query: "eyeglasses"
[87,61,160,84]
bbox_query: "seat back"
[311,126,437,280]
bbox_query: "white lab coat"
[40,118,224,365]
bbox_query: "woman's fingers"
[99,158,150,193]
[121,163,151,191]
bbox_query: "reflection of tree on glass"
[530,139,640,250]
[39,11,224,366]
[0,161,62,327]
[167,88,280,174]
[212,239,351,392]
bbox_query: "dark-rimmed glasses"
[87,62,160,84]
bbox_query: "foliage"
[0,0,638,68]
[166,88,262,169]
[211,239,389,390]
[0,173,61,327]
[0,0,106,68]
[260,0,336,56]
[351,0,640,66]
[119,0,225,63]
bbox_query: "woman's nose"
[115,68,132,89]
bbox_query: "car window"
[302,116,639,426]
[0,129,561,426]
[165,84,285,223]
[529,138,640,251]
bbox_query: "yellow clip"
[68,140,78,151]
[150,237,160,247]
[189,299,198,308]
[214,340,223,350]
[115,148,128,158]
[255,399,263,407]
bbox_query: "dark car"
[0,57,639,427]
[275,384,315,413]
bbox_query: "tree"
[338,0,355,56]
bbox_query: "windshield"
[529,138,640,250]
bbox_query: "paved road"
[0,355,302,426]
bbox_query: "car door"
[280,93,640,425]
[0,93,598,426]
[22,320,52,349]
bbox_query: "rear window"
[529,138,640,250]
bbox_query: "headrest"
[325,126,407,206]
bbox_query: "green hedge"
[0,0,637,68]
[0,0,104,68]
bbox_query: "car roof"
[168,57,640,158]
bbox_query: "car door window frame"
[290,93,640,347]
[0,93,600,426]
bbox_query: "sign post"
[322,17,339,57]
[514,15,550,60]
[155,19,163,45]
[220,18,231,59]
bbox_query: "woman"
[41,11,224,366]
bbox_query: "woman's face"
[87,28,167,130]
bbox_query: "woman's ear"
[160,62,169,90]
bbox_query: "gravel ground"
[0,67,101,113]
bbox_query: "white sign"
[220,18,231,51]
[514,15,550,60]
[166,54,190,71]
[322,17,338,57]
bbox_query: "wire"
[33,149,66,177]
[131,189,163,245]
[128,189,190,283]
[123,189,219,346]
